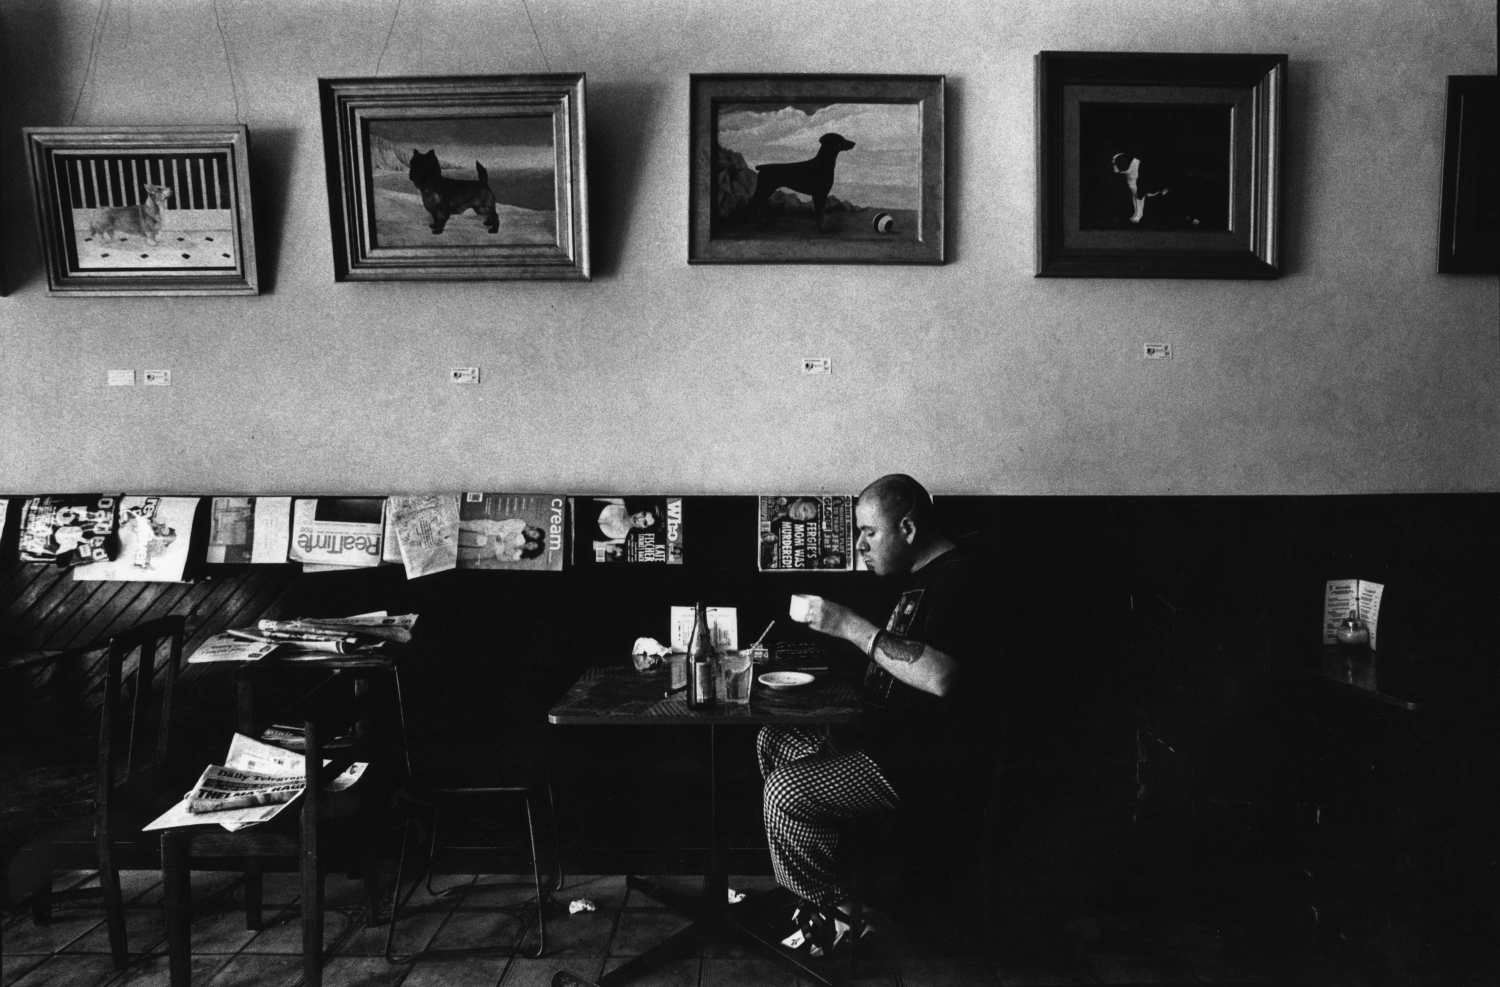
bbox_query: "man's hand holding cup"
[790,593,879,652]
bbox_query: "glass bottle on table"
[687,601,716,709]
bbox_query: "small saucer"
[758,671,814,690]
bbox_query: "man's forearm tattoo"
[870,630,924,665]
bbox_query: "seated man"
[757,473,988,955]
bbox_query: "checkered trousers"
[757,725,900,906]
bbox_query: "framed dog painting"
[23,126,258,296]
[1438,75,1498,274]
[689,74,945,264]
[1035,52,1286,279]
[319,74,589,281]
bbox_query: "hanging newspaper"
[387,494,461,578]
[288,497,384,568]
[570,496,684,566]
[204,496,292,564]
[458,493,566,571]
[757,495,855,571]
[17,495,118,568]
[75,496,200,582]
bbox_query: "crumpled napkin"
[568,897,597,915]
[631,637,670,657]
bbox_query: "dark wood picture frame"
[689,74,945,265]
[1438,75,1498,274]
[1036,52,1286,279]
[23,126,259,296]
[319,74,589,282]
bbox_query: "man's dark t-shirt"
[850,545,991,801]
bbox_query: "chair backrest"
[96,615,186,812]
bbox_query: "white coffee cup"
[788,593,818,623]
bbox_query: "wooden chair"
[159,657,400,987]
[7,615,187,969]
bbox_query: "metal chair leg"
[383,815,414,963]
[245,859,264,930]
[520,792,546,958]
[547,782,564,892]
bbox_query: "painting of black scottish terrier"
[366,117,558,248]
[408,149,500,234]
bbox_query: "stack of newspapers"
[188,611,417,664]
[144,732,367,832]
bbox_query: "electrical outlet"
[449,367,480,384]
[1143,343,1173,360]
[143,369,171,385]
[801,358,832,375]
[106,369,135,386]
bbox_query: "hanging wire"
[212,0,244,123]
[374,0,405,76]
[519,0,550,72]
[67,0,113,125]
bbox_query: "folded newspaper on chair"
[143,733,367,833]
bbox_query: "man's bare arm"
[868,630,957,697]
[805,597,959,698]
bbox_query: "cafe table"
[546,663,863,986]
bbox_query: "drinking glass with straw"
[745,620,774,666]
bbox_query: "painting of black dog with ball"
[367,116,559,248]
[713,100,921,242]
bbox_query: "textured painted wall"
[0,0,1495,495]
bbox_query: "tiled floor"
[0,868,1343,986]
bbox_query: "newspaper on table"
[188,611,417,663]
[144,732,367,832]
[187,633,280,664]
[258,611,416,645]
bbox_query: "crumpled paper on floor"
[568,897,597,915]
[727,888,745,904]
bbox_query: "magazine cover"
[757,495,854,571]
[389,494,462,578]
[75,496,200,582]
[205,497,255,563]
[570,496,684,566]
[250,497,292,563]
[457,493,566,571]
[17,494,118,567]
[288,497,384,568]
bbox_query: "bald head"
[854,474,947,576]
[858,474,936,532]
